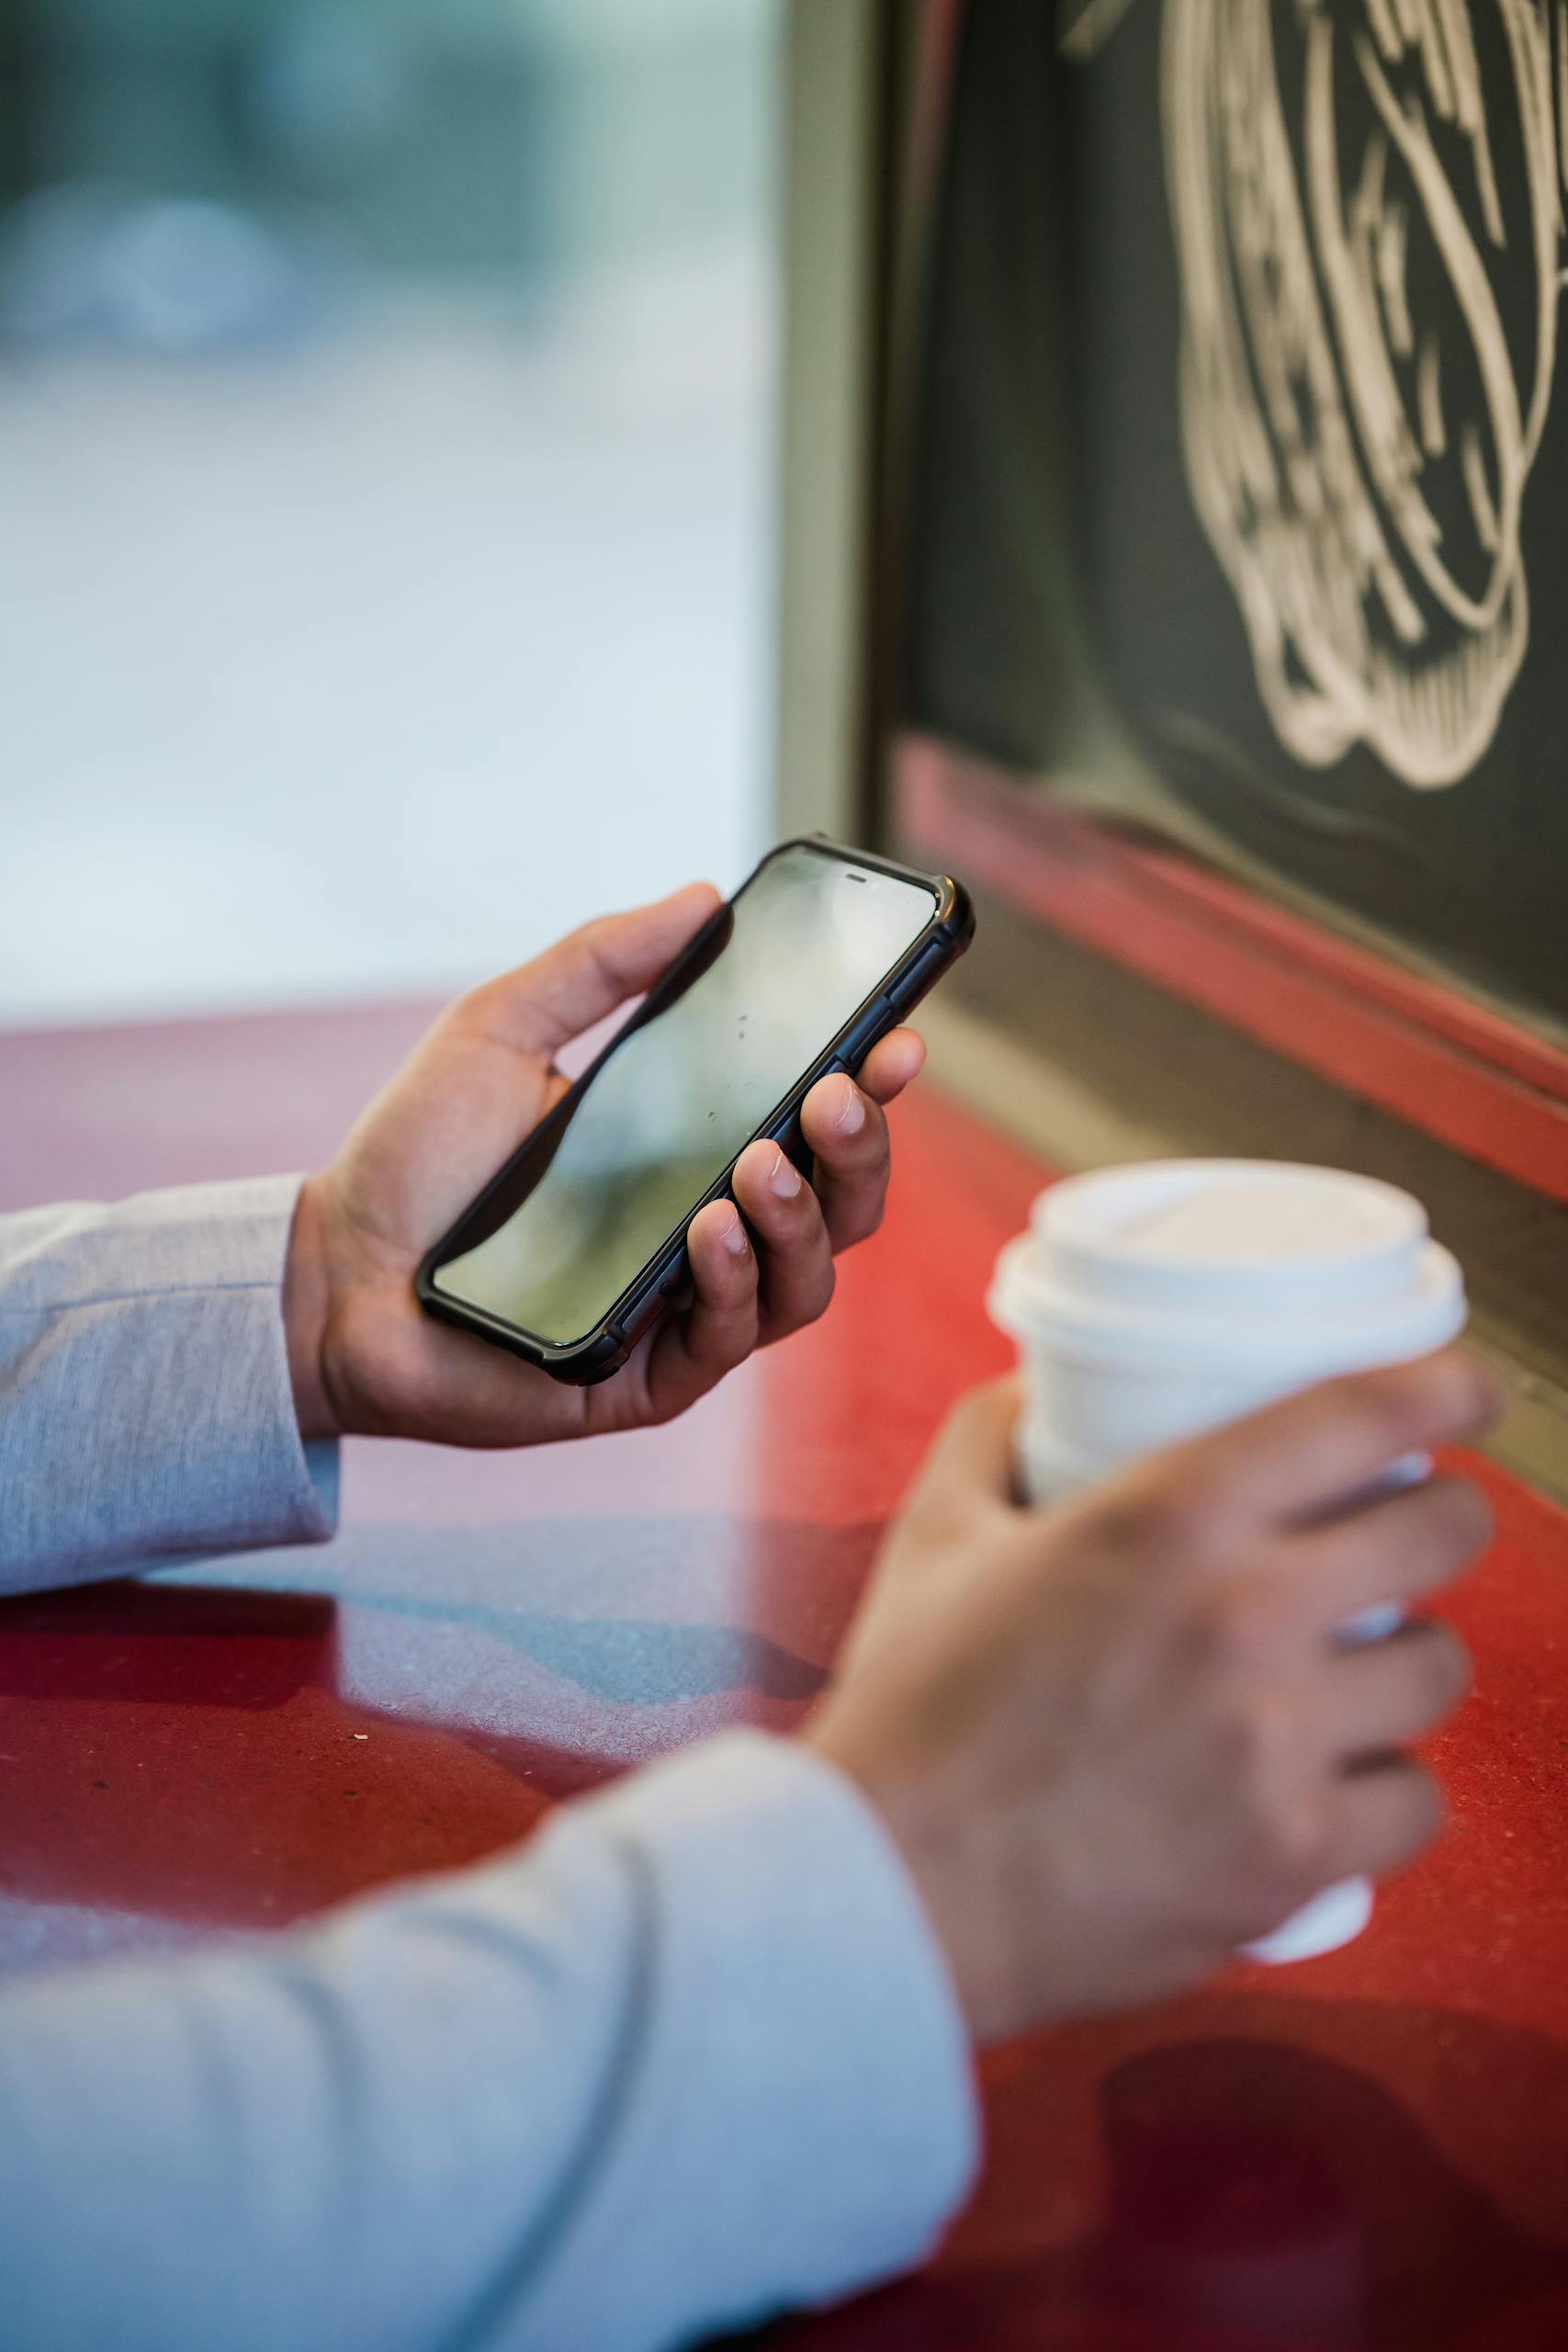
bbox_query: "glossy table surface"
[4,1001,1568,2351]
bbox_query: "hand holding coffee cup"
[808,1352,1495,2042]
[989,1161,1470,1963]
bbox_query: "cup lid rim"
[989,1231,1466,1371]
[1032,1159,1427,1279]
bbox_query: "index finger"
[1170,1350,1502,1534]
[854,1027,926,1104]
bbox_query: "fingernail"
[832,1080,866,1136]
[718,1206,750,1255]
[769,1148,802,1200]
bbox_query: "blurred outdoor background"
[0,0,779,1023]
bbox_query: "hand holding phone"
[282,841,970,1447]
[418,840,973,1383]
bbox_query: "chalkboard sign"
[906,0,1568,1027]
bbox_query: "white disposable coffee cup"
[987,1159,1467,1965]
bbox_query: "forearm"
[0,1180,337,1593]
[0,1733,977,2352]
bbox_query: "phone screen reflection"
[433,848,934,1345]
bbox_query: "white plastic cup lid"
[1036,1161,1426,1308]
[990,1161,1465,1378]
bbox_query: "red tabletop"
[4,1001,1567,2349]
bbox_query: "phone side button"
[617,1294,665,1350]
[836,1006,896,1065]
[890,940,949,1010]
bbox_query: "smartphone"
[416,836,975,1384]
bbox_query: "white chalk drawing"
[1068,1,1568,787]
[1060,0,1142,57]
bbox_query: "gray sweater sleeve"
[0,1731,979,2352]
[0,1178,337,1590]
[0,1183,980,2345]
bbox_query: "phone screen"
[430,845,937,1346]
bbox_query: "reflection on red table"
[2,1002,1566,2348]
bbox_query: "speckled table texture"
[4,1001,1567,2350]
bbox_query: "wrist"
[282,1175,341,1442]
[804,1716,1031,2049]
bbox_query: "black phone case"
[415,836,975,1384]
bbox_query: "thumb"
[463,882,723,1057]
[907,1376,1024,1521]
